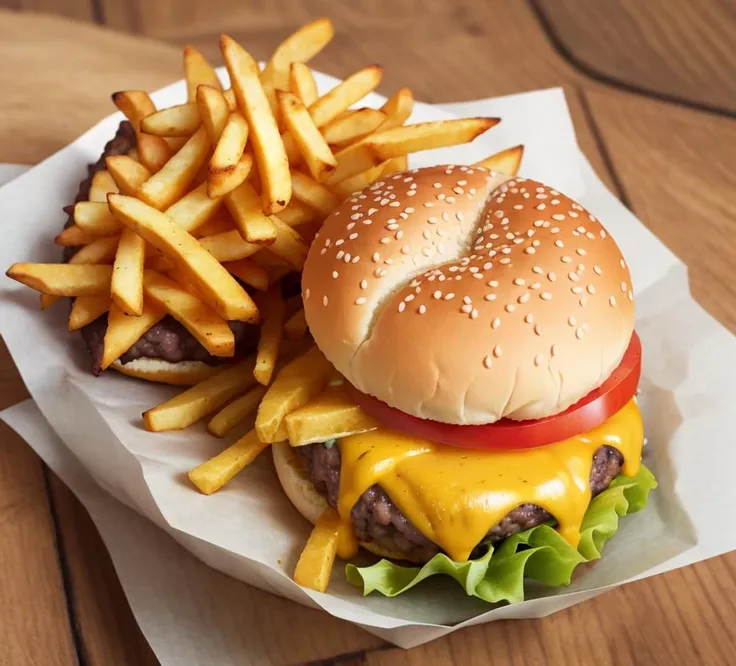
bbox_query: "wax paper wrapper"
[2,71,736,649]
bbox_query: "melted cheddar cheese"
[336,399,643,562]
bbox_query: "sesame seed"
[483,355,493,369]
[332,270,339,279]
[323,296,329,306]
[593,265,602,275]
[427,216,438,224]
[493,344,503,358]
[405,294,415,302]
[374,268,386,277]
[444,292,455,301]
[530,282,541,290]
[355,297,366,305]
[336,239,344,246]
[505,303,515,313]
[470,308,479,319]
[461,304,472,314]
[349,233,358,240]
[336,250,344,260]
[489,280,499,287]
[350,213,362,220]
[620,281,628,292]
[534,324,542,336]
[540,292,552,300]
[433,290,442,299]
[536,194,548,200]
[536,203,546,210]
[304,288,311,300]
[524,247,536,255]
[433,182,442,188]
[398,302,406,312]
[534,354,544,366]
[484,293,497,301]
[380,237,390,244]
[533,220,545,227]
[552,214,566,221]
[568,316,577,326]
[499,257,511,264]
[571,286,584,294]
[518,293,530,304]
[561,256,572,263]
[396,230,405,240]
[359,280,368,289]
[532,266,543,275]
[491,317,501,329]
[587,284,596,295]
[424,202,433,208]
[620,259,627,269]
[418,305,427,315]
[401,245,411,254]
[576,226,586,234]
[389,201,400,207]
[576,327,585,339]
[547,272,557,282]
[579,297,588,307]
[601,230,607,239]
[463,296,472,305]
[609,295,617,307]
[628,290,634,301]
[568,272,579,282]
[576,248,586,256]
[513,278,526,286]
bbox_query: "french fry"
[184,45,222,102]
[40,294,60,310]
[102,300,165,370]
[209,113,250,197]
[283,308,307,340]
[321,108,386,146]
[111,228,145,315]
[209,153,253,199]
[224,180,277,244]
[308,65,383,129]
[222,35,291,215]
[207,385,267,438]
[473,144,525,176]
[68,295,110,331]
[112,91,172,172]
[364,117,500,161]
[325,141,379,185]
[329,161,387,199]
[254,288,286,385]
[136,133,172,173]
[144,357,257,432]
[378,87,414,130]
[142,270,234,357]
[196,85,230,144]
[145,254,175,272]
[164,137,189,151]
[88,170,119,202]
[261,18,334,93]
[127,147,140,162]
[74,201,121,235]
[165,181,224,233]
[223,258,269,291]
[197,229,260,262]
[278,91,336,183]
[249,250,293,284]
[289,170,340,216]
[108,194,258,322]
[141,103,201,137]
[268,217,309,270]
[275,200,318,227]
[284,386,378,446]
[188,429,269,495]
[54,225,101,247]
[191,209,235,238]
[136,126,211,210]
[6,264,113,296]
[289,62,318,107]
[68,234,121,265]
[381,155,408,175]
[106,155,152,195]
[255,346,333,443]
[293,507,341,593]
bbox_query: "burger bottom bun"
[110,358,222,386]
[272,442,424,563]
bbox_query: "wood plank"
[366,554,736,666]
[533,0,736,113]
[0,344,78,666]
[0,0,94,20]
[583,87,736,332]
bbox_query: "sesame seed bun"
[302,165,635,425]
[110,358,222,386]
[272,442,424,563]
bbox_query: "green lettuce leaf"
[345,464,657,605]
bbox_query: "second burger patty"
[65,121,289,375]
[298,442,624,563]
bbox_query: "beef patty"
[298,442,624,562]
[64,121,297,375]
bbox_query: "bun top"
[302,165,635,425]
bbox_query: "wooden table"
[1,2,735,664]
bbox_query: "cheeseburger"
[273,164,654,601]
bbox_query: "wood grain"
[1,2,736,665]
[0,0,93,20]
[534,0,736,114]
[0,344,78,666]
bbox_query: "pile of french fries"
[5,19,523,460]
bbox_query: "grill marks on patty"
[298,442,624,563]
[63,122,280,374]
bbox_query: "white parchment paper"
[2,73,736,652]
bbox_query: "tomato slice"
[347,332,642,450]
